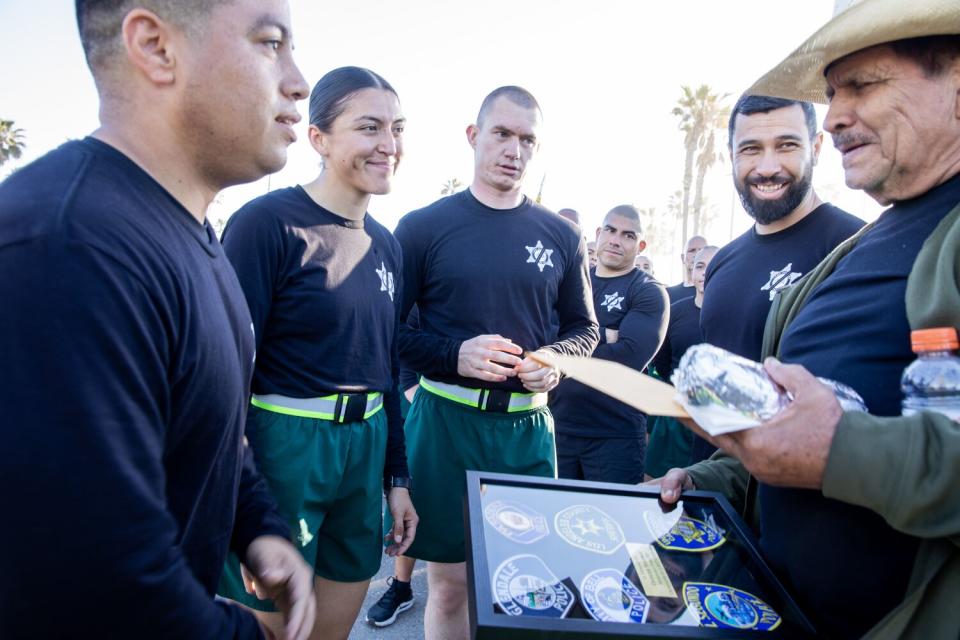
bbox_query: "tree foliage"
[672,86,729,240]
[0,119,26,168]
[440,177,464,195]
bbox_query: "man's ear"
[121,9,178,86]
[466,124,479,149]
[637,239,647,253]
[811,131,824,166]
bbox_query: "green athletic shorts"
[218,403,387,611]
[644,416,694,478]
[393,388,556,563]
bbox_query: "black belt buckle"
[481,389,512,413]
[336,393,367,423]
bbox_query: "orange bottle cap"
[911,327,959,352]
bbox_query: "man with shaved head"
[635,254,654,274]
[552,204,668,484]
[0,1,314,638]
[557,207,581,227]
[665,235,706,302]
[393,86,598,638]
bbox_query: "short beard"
[736,162,813,225]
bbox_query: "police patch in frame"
[649,513,726,552]
[554,504,625,555]
[483,499,549,545]
[682,582,781,631]
[580,568,649,624]
[492,554,574,618]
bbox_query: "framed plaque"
[465,471,816,639]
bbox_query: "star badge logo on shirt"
[376,261,395,301]
[601,292,624,312]
[760,263,802,301]
[525,240,554,272]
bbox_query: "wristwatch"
[384,475,413,495]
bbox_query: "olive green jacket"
[686,201,960,639]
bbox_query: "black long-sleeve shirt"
[395,189,599,392]
[552,268,668,438]
[651,295,702,381]
[700,203,863,361]
[762,175,960,640]
[0,138,285,638]
[222,186,407,478]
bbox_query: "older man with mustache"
[655,1,960,638]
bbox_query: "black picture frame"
[464,471,816,639]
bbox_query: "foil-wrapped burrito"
[671,344,866,435]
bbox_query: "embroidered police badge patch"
[649,514,725,552]
[484,499,549,544]
[492,554,574,618]
[682,582,781,631]
[554,504,625,555]
[580,568,649,624]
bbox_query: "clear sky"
[1,0,883,284]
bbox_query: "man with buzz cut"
[665,235,706,303]
[557,207,581,227]
[657,1,960,637]
[552,205,668,484]
[393,86,599,639]
[0,1,315,638]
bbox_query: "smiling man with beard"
[700,95,864,365]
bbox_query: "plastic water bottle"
[901,327,960,421]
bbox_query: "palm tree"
[691,99,730,234]
[636,205,675,259]
[672,86,728,239]
[440,177,463,195]
[0,120,26,168]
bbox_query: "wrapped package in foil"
[672,344,866,435]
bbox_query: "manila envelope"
[527,351,689,418]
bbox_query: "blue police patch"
[483,499,549,544]
[580,568,649,624]
[682,582,781,631]
[554,504,625,555]
[492,554,574,618]
[652,515,725,552]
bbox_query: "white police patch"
[492,554,574,618]
[683,582,781,631]
[554,504,625,555]
[483,500,549,544]
[580,568,649,624]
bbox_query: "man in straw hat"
[655,1,960,637]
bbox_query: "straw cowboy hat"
[748,0,960,104]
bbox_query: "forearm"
[541,320,600,357]
[397,323,463,377]
[593,326,663,370]
[382,384,410,479]
[823,410,960,543]
[686,450,751,514]
[593,283,667,368]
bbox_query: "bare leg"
[251,576,370,640]
[424,561,469,640]
[394,555,416,582]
